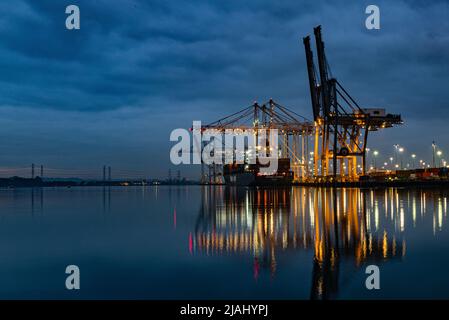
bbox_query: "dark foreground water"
[0,186,449,299]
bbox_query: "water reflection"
[4,185,449,299]
[191,187,449,299]
[102,186,111,214]
[30,188,44,216]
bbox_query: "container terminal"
[197,25,442,187]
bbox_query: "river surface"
[0,186,448,299]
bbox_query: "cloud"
[0,0,447,177]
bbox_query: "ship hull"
[223,158,293,186]
[223,172,293,186]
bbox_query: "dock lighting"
[373,150,379,169]
[398,148,404,169]
[384,162,388,166]
[394,144,400,164]
[437,150,443,167]
[411,154,416,168]
[437,151,443,166]
[395,164,399,168]
[412,153,416,168]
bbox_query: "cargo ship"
[223,158,293,186]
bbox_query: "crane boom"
[303,36,320,121]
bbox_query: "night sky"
[0,0,448,179]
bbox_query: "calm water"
[0,186,449,299]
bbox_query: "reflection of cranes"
[310,188,404,299]
[194,186,301,275]
[191,186,405,298]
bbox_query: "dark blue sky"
[0,0,448,179]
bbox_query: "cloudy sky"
[0,0,448,179]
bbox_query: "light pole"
[411,154,416,168]
[394,144,399,165]
[437,150,443,167]
[398,147,404,169]
[389,157,394,169]
[432,141,436,168]
[366,147,370,167]
[373,150,378,170]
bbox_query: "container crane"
[303,26,402,182]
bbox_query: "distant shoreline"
[2,177,449,190]
[0,177,200,188]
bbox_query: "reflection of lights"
[374,200,379,231]
[400,206,405,232]
[192,188,419,278]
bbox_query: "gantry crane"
[303,26,402,181]
[201,99,314,182]
[197,26,402,184]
